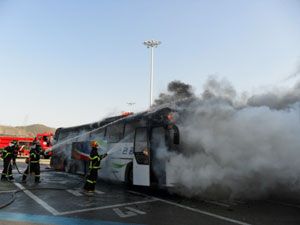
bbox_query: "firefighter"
[1,141,18,181]
[11,140,20,167]
[22,140,41,183]
[83,141,107,192]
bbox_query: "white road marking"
[94,190,105,194]
[43,180,68,184]
[0,190,15,193]
[14,183,60,216]
[113,208,137,218]
[204,200,232,208]
[125,206,146,215]
[267,200,300,209]
[220,200,239,206]
[66,189,83,197]
[128,191,251,225]
[57,199,157,216]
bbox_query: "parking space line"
[113,208,136,218]
[14,183,60,216]
[66,189,83,197]
[57,199,158,216]
[128,191,251,225]
[125,207,146,215]
[204,200,232,208]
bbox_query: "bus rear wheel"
[125,163,133,185]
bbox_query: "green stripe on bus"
[111,163,125,169]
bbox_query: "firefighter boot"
[21,175,27,183]
[1,174,7,181]
[35,176,41,183]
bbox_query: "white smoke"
[155,78,300,200]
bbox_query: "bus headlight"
[143,148,149,156]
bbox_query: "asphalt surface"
[1,159,300,225]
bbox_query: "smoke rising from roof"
[153,80,194,106]
[154,78,300,199]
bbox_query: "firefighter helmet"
[91,141,99,148]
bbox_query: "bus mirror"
[169,125,180,145]
[173,132,180,145]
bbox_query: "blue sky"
[0,0,300,128]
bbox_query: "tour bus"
[50,107,180,187]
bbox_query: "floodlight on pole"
[143,40,162,108]
[127,102,136,112]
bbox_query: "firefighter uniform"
[83,141,107,192]
[22,142,41,183]
[1,142,17,181]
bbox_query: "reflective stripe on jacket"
[89,148,102,169]
[2,147,14,159]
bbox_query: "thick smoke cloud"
[247,81,300,110]
[154,78,300,200]
[153,80,194,106]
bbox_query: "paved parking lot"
[1,160,300,225]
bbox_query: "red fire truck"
[0,132,54,158]
[0,135,34,157]
[36,132,54,158]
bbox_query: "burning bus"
[49,107,180,187]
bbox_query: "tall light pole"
[143,40,162,108]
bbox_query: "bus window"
[123,122,140,142]
[76,129,90,142]
[90,128,105,140]
[57,131,68,142]
[107,123,124,143]
[134,127,149,165]
[38,136,42,141]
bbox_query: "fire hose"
[0,159,94,210]
[13,160,21,174]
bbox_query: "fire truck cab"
[36,132,53,159]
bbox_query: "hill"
[0,124,56,137]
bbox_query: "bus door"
[133,127,150,186]
[150,126,167,185]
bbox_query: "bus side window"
[123,122,140,143]
[78,129,89,141]
[90,128,105,140]
[57,132,67,142]
[107,123,124,143]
